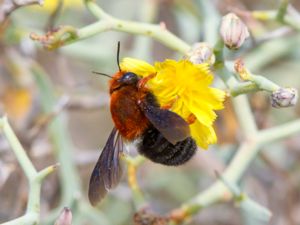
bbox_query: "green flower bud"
[271,88,298,108]
[220,13,250,50]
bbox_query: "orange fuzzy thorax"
[109,72,150,140]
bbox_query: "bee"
[88,43,197,206]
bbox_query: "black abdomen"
[138,127,197,166]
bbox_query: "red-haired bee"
[88,43,196,205]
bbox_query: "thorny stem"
[0,117,57,225]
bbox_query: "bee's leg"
[137,73,156,89]
[187,114,197,124]
[161,97,178,110]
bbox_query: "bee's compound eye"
[120,72,139,84]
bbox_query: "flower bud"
[184,42,215,65]
[220,13,250,50]
[54,207,72,225]
[234,58,251,80]
[271,88,298,108]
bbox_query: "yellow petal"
[186,97,217,126]
[190,120,217,149]
[196,88,226,110]
[120,58,156,77]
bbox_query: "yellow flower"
[121,58,225,149]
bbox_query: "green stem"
[85,0,113,20]
[258,118,300,145]
[197,0,220,45]
[1,215,36,225]
[230,81,259,96]
[216,66,238,89]
[223,141,259,182]
[36,164,59,182]
[183,142,258,216]
[250,74,280,91]
[245,35,300,71]
[44,2,190,53]
[30,63,81,224]
[0,117,37,179]
[125,155,147,209]
[213,39,225,68]
[216,171,272,221]
[78,202,110,225]
[276,0,289,22]
[231,74,280,96]
[213,44,258,137]
[26,180,42,214]
[0,117,57,225]
[253,7,300,30]
[181,116,300,218]
[232,95,258,137]
[75,18,190,53]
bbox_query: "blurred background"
[1,0,300,224]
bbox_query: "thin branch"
[231,95,258,137]
[31,1,190,53]
[258,118,300,145]
[45,0,63,31]
[0,116,57,225]
[276,0,290,22]
[252,9,300,30]
[124,155,146,209]
[215,171,272,222]
[0,116,37,179]
[0,0,44,23]
[231,59,280,97]
[28,95,70,140]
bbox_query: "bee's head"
[118,72,139,85]
[110,71,140,94]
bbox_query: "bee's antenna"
[117,41,121,72]
[92,71,113,78]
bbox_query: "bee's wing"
[88,128,124,206]
[140,100,190,145]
